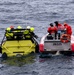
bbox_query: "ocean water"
[0,0,74,75]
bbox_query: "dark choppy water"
[0,0,74,75]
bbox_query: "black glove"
[35,35,38,39]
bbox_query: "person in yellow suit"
[5,27,13,40]
[24,26,39,53]
[30,27,38,39]
[24,26,38,39]
[23,26,31,39]
[30,27,39,53]
[14,26,23,39]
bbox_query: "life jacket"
[5,31,13,39]
[23,29,31,39]
[57,23,64,30]
[64,24,72,35]
[67,25,72,35]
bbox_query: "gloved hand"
[35,35,38,39]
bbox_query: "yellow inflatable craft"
[0,28,39,59]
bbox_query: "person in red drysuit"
[54,21,64,30]
[47,23,57,39]
[54,21,64,39]
[48,23,57,34]
[10,26,14,31]
[64,23,72,36]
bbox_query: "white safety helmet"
[26,26,31,29]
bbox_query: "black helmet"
[50,23,53,26]
[54,21,58,25]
